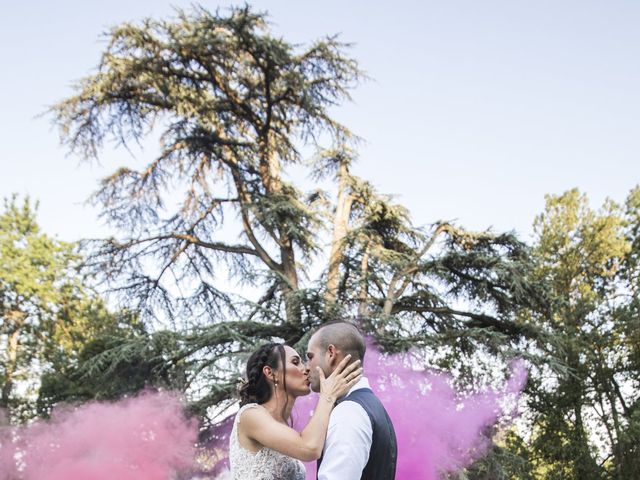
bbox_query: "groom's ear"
[326,344,338,366]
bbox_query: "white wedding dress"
[229,403,306,480]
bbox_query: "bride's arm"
[238,356,362,462]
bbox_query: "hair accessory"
[236,376,248,393]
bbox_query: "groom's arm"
[318,401,372,480]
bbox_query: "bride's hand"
[317,355,363,403]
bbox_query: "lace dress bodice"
[229,403,306,480]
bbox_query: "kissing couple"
[229,321,398,479]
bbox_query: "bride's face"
[277,345,311,397]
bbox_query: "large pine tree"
[51,5,545,419]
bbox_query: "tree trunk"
[357,244,370,318]
[602,374,624,479]
[326,160,353,304]
[1,317,22,411]
[566,339,599,478]
[260,134,302,327]
[281,237,301,328]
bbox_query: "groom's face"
[306,333,332,393]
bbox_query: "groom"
[306,321,397,480]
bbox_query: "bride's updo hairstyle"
[239,342,288,406]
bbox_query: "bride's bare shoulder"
[238,403,272,428]
[237,404,277,451]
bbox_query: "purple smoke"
[360,344,527,479]
[289,341,527,479]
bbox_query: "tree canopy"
[50,6,547,419]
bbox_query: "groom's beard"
[310,372,321,392]
[310,363,333,393]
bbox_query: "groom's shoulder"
[344,385,383,401]
[335,388,382,418]
[340,388,394,424]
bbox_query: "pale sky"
[2,0,639,243]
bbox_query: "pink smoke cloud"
[0,391,198,480]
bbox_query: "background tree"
[36,299,153,417]
[0,195,144,422]
[511,188,640,480]
[50,6,548,425]
[0,195,79,420]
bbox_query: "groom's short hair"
[315,321,366,363]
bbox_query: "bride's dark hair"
[239,343,288,406]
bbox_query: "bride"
[230,342,362,479]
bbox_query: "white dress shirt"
[317,377,373,480]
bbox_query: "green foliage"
[514,188,640,479]
[38,321,174,415]
[0,195,80,419]
[455,431,536,480]
[0,195,143,422]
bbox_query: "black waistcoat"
[317,388,397,479]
